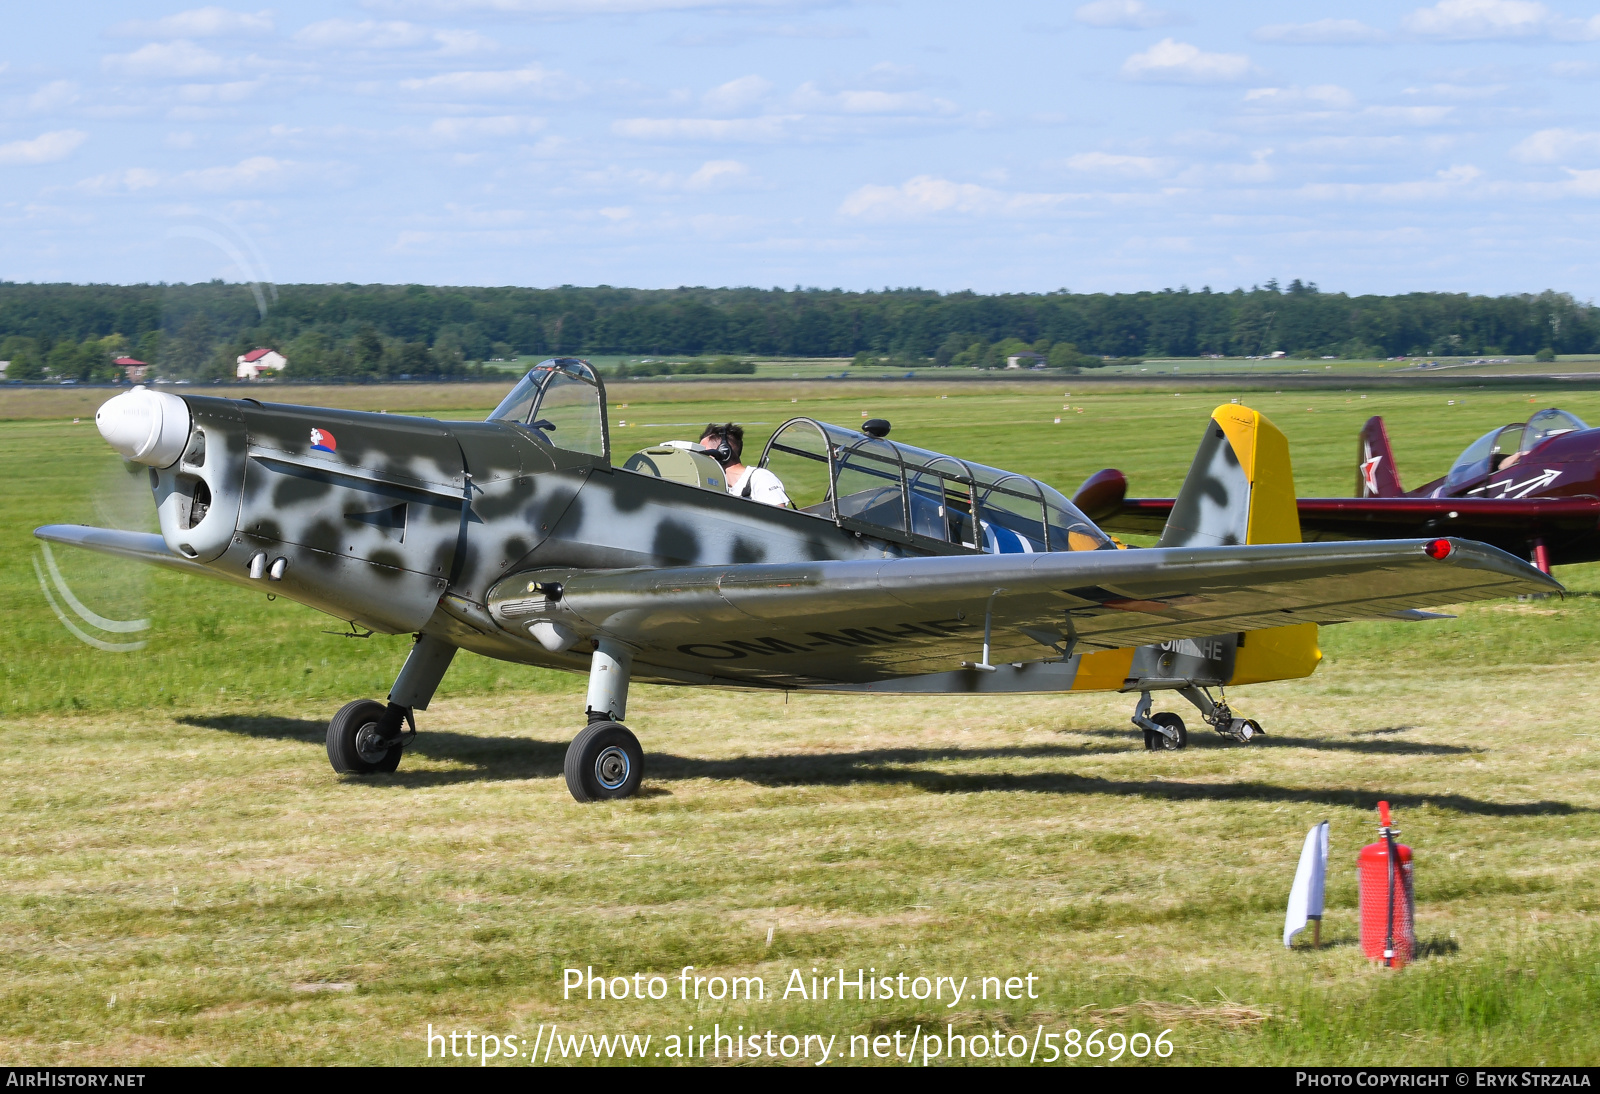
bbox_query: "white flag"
[1284,820,1330,948]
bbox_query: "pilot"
[700,423,790,506]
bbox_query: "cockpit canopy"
[488,359,609,460]
[1443,407,1587,491]
[759,417,1111,554]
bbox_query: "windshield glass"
[758,417,1111,553]
[487,358,608,459]
[1444,427,1502,490]
[1522,408,1587,452]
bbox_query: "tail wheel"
[564,721,644,802]
[1144,711,1188,751]
[327,699,404,774]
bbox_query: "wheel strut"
[1178,685,1263,742]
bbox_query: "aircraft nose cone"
[95,386,192,467]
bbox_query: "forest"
[0,279,1592,382]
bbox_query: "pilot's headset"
[703,424,736,466]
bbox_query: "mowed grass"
[2,380,1598,1065]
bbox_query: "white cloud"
[1300,163,1483,201]
[791,82,956,115]
[598,206,632,221]
[838,176,1073,219]
[1554,167,1600,195]
[1550,59,1599,77]
[23,81,81,114]
[686,159,750,189]
[1512,127,1600,162]
[1364,104,1456,125]
[75,167,163,194]
[1287,135,1460,160]
[294,19,494,53]
[1074,1,1174,29]
[575,159,755,192]
[103,40,228,79]
[1243,84,1358,110]
[1252,19,1385,44]
[110,7,274,38]
[367,0,818,11]
[0,129,88,166]
[1175,148,1276,184]
[400,65,571,98]
[175,80,264,103]
[852,62,934,92]
[1063,151,1167,177]
[702,75,772,112]
[1123,39,1251,83]
[1288,135,1410,156]
[1402,80,1509,100]
[427,115,546,141]
[432,29,498,54]
[611,116,795,141]
[1402,0,1600,41]
[674,22,866,47]
[174,155,343,192]
[70,156,343,195]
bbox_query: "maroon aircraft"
[1079,407,1600,573]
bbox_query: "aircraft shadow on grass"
[182,714,1583,818]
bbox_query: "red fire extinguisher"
[1358,801,1415,967]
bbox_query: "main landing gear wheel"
[1144,712,1188,752]
[327,699,404,774]
[564,721,644,802]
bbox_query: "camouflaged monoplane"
[36,359,1559,801]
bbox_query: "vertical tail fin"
[1358,416,1403,498]
[1158,404,1302,548]
[1149,405,1319,687]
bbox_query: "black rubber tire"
[327,699,404,775]
[564,721,644,802]
[1149,711,1188,751]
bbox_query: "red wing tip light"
[1423,538,1454,560]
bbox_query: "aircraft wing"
[34,524,263,594]
[1100,496,1600,553]
[36,525,217,575]
[501,537,1559,685]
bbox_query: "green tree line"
[1,278,1592,382]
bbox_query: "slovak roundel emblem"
[310,428,337,453]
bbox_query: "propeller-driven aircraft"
[37,361,1558,800]
[1083,407,1600,574]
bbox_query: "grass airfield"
[3,379,1599,1066]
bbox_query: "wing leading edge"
[491,537,1559,687]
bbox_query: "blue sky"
[3,0,1599,296]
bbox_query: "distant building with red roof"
[114,357,149,383]
[236,347,287,381]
